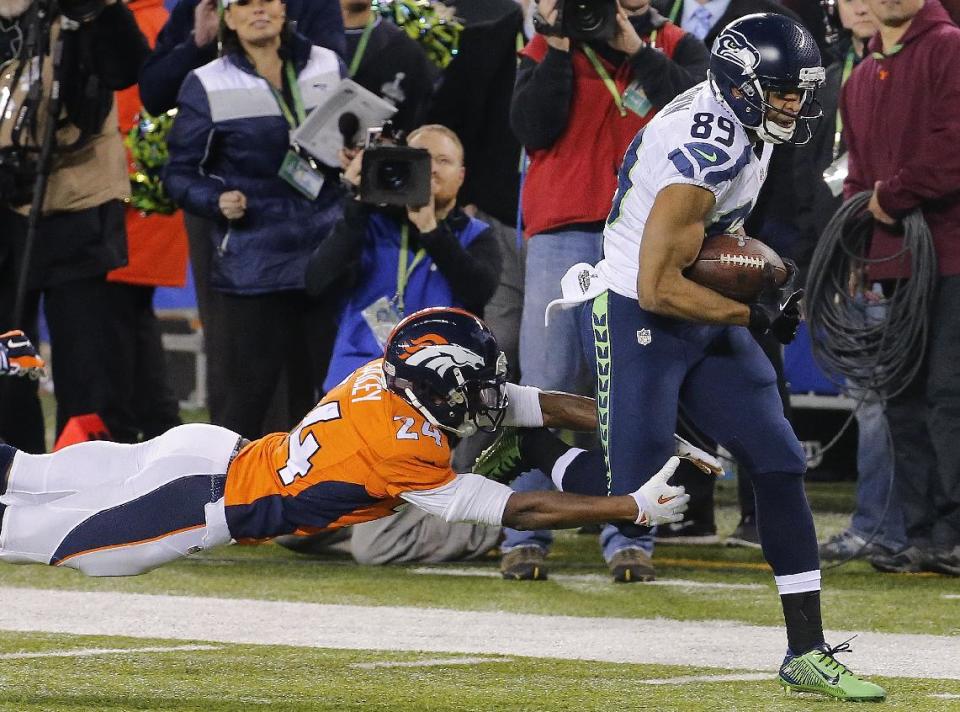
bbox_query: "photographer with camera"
[501,0,707,582]
[163,0,345,440]
[305,123,501,392]
[0,0,150,451]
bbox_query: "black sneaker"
[654,520,720,545]
[818,530,890,561]
[724,515,762,549]
[869,545,931,573]
[927,546,960,576]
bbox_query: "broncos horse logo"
[714,29,761,72]
[399,333,485,377]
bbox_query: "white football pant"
[0,423,241,576]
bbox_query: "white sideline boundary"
[410,567,765,590]
[0,587,957,680]
[0,644,221,660]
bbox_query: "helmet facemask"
[717,66,825,145]
[389,351,509,438]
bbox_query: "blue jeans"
[849,391,906,551]
[502,230,653,560]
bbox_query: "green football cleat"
[474,427,525,483]
[778,640,886,702]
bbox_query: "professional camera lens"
[568,0,605,34]
[377,160,411,191]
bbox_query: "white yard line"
[410,567,765,590]
[930,693,960,699]
[351,656,513,669]
[638,673,771,685]
[0,644,221,660]
[0,587,957,680]
[944,594,960,600]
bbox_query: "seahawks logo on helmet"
[714,30,761,72]
[399,334,486,377]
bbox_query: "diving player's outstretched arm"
[637,183,753,325]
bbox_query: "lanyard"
[832,48,856,160]
[582,34,659,119]
[265,61,306,129]
[668,0,683,23]
[394,224,427,317]
[348,15,376,77]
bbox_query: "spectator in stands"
[842,0,960,576]
[164,0,345,440]
[139,0,344,426]
[105,0,186,443]
[654,0,801,46]
[792,0,906,561]
[307,124,501,391]
[503,0,707,582]
[0,0,149,451]
[341,0,436,133]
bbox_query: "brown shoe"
[500,546,548,581]
[608,547,655,583]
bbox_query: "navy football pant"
[574,290,817,576]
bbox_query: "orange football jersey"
[223,359,456,541]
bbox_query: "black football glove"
[748,259,803,345]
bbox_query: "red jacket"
[519,23,689,237]
[841,0,960,279]
[108,0,189,288]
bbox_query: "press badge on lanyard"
[621,81,652,117]
[269,62,324,199]
[362,224,425,348]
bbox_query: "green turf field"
[1,480,959,711]
[0,630,958,712]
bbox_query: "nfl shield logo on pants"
[637,328,652,346]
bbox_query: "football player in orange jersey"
[0,308,697,577]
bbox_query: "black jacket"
[426,0,525,226]
[346,19,436,133]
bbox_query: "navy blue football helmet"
[709,13,825,144]
[383,307,508,437]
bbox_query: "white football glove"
[674,434,724,476]
[629,456,690,526]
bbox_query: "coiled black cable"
[805,191,937,400]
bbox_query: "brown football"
[685,233,788,303]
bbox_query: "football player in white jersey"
[481,12,885,702]
[594,13,884,701]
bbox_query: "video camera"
[534,0,618,42]
[359,122,432,209]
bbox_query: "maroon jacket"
[841,0,960,279]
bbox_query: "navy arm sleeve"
[627,34,708,111]
[163,74,226,220]
[510,50,574,152]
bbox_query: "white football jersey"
[597,81,773,299]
